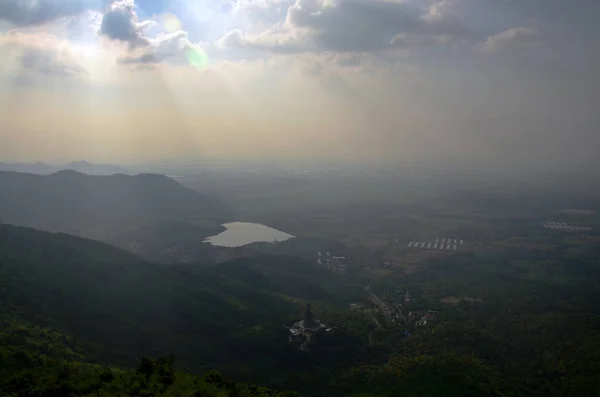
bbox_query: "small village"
[367,289,438,332]
[317,251,348,274]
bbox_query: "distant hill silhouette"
[0,171,227,258]
[0,161,127,175]
[0,161,55,174]
[65,160,126,175]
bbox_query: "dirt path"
[368,317,382,347]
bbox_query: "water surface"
[204,222,295,247]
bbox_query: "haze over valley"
[1,160,600,396]
[2,0,600,396]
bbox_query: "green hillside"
[0,224,365,394]
[0,317,301,397]
[0,224,296,366]
[3,223,600,396]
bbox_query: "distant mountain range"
[0,170,228,258]
[0,161,127,175]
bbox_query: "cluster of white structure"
[407,238,464,251]
[387,292,438,329]
[317,251,348,273]
[563,209,596,215]
[543,221,592,232]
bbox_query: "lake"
[203,222,295,247]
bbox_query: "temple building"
[286,303,328,336]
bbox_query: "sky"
[0,0,598,170]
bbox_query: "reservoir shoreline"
[204,222,295,248]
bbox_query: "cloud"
[216,0,473,54]
[231,0,289,30]
[421,0,458,23]
[481,27,541,52]
[83,0,203,67]
[0,31,86,76]
[99,0,152,46]
[2,0,600,172]
[0,0,106,27]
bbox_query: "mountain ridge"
[0,161,127,175]
[0,224,321,368]
[0,170,228,260]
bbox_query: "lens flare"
[163,13,181,32]
[186,48,208,70]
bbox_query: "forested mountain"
[0,224,360,394]
[2,223,600,396]
[0,170,224,230]
[0,225,292,364]
[0,171,227,260]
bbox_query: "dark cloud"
[217,0,474,53]
[99,0,150,46]
[95,1,197,65]
[0,0,107,26]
